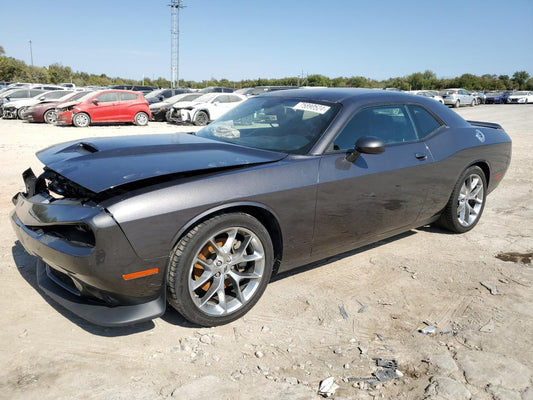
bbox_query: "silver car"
[440,88,477,108]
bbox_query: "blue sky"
[1,0,532,82]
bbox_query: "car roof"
[258,87,427,106]
[258,88,471,139]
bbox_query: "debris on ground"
[318,376,339,397]
[373,358,398,369]
[419,326,436,335]
[339,305,349,319]
[480,281,501,295]
[346,357,401,385]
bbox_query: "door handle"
[415,153,427,161]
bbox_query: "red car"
[56,90,151,127]
[26,91,90,123]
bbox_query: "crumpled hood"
[56,100,80,109]
[171,100,199,109]
[37,133,286,193]
[149,101,171,109]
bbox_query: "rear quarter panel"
[419,126,511,220]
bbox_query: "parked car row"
[1,88,151,127]
[2,83,529,128]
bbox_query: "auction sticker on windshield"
[293,102,331,114]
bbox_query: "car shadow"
[11,241,161,336]
[10,226,446,334]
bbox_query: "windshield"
[70,91,92,101]
[514,91,528,95]
[193,93,218,103]
[144,89,164,99]
[40,90,73,100]
[196,96,341,155]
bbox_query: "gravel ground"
[0,105,532,400]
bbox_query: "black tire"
[43,109,56,124]
[17,107,27,119]
[470,99,476,107]
[72,112,90,127]
[193,110,209,126]
[165,110,173,122]
[167,213,274,326]
[134,111,149,126]
[454,100,460,108]
[437,166,487,233]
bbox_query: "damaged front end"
[167,107,193,124]
[2,106,18,119]
[10,167,167,326]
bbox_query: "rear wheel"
[72,112,90,127]
[134,111,149,126]
[43,109,56,124]
[437,166,487,233]
[167,213,274,326]
[194,111,209,126]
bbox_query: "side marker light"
[122,268,159,280]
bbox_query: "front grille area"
[46,265,81,296]
[27,224,95,247]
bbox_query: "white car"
[411,90,444,104]
[440,88,477,108]
[2,90,74,119]
[149,92,202,121]
[170,93,247,125]
[507,91,533,104]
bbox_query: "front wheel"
[470,99,476,107]
[437,166,487,233]
[72,112,90,127]
[193,110,209,126]
[43,109,56,124]
[134,111,149,126]
[165,110,174,122]
[17,107,27,119]
[454,100,460,108]
[167,213,274,326]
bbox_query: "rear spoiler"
[467,120,503,130]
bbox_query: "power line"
[170,0,185,88]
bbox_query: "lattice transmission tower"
[170,0,185,88]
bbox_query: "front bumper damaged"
[10,169,166,326]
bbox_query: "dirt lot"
[0,106,532,400]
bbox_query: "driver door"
[312,104,434,257]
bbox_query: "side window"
[214,95,227,103]
[408,105,443,139]
[120,92,138,101]
[228,95,242,103]
[96,92,118,103]
[331,105,418,151]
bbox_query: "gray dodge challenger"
[10,88,512,327]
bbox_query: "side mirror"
[346,136,385,163]
[158,95,164,101]
[39,96,46,101]
[91,99,99,105]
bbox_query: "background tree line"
[1,47,531,91]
